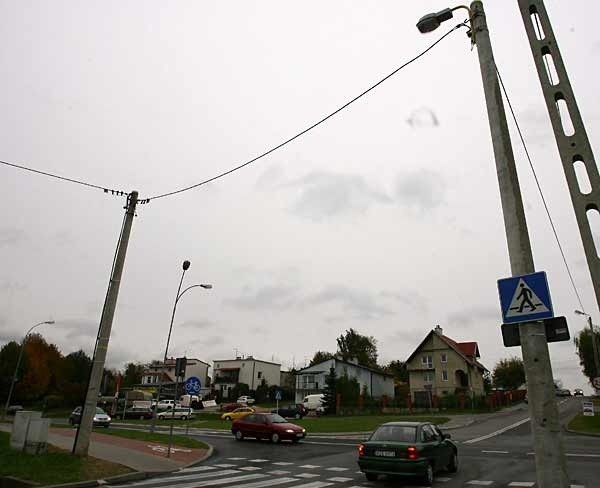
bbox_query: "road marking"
[249,459,270,463]
[436,478,452,482]
[299,465,321,469]
[295,473,321,478]
[267,470,291,475]
[466,482,494,486]
[508,482,535,487]
[239,467,263,471]
[272,462,294,466]
[464,417,530,444]
[301,440,358,447]
[326,477,353,482]
[214,464,238,468]
[117,469,238,486]
[566,453,600,458]
[227,457,247,460]
[189,474,267,487]
[325,467,349,471]
[285,483,332,488]
[226,477,297,488]
[178,466,218,473]
[570,485,585,488]
[482,450,509,454]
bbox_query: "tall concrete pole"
[73,191,139,456]
[470,2,568,486]
[587,317,600,378]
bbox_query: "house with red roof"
[405,325,488,406]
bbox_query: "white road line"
[482,450,509,454]
[249,459,270,463]
[214,464,238,468]
[325,467,349,471]
[227,477,297,488]
[464,417,530,444]
[272,462,294,466]
[508,482,535,487]
[112,469,238,487]
[466,481,494,486]
[189,473,267,487]
[295,473,321,478]
[267,470,291,475]
[239,467,263,471]
[284,483,333,488]
[570,484,585,488]
[299,465,321,469]
[227,457,247,460]
[326,477,353,482]
[566,453,600,458]
[177,466,218,474]
[301,440,358,447]
[436,478,452,482]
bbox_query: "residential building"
[405,325,488,406]
[294,357,395,404]
[140,357,209,390]
[213,357,280,399]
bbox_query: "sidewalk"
[0,423,211,474]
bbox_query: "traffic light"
[175,357,187,378]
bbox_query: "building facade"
[213,357,281,399]
[405,326,487,406]
[294,358,395,404]
[140,357,209,388]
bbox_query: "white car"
[156,399,180,410]
[157,407,194,420]
[237,396,255,405]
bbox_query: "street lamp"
[574,310,600,378]
[2,320,55,420]
[150,260,212,436]
[417,3,569,486]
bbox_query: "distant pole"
[470,2,568,486]
[2,320,54,420]
[167,373,180,458]
[587,317,600,377]
[73,191,139,456]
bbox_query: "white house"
[141,357,209,388]
[295,358,395,403]
[213,356,280,399]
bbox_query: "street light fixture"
[2,320,55,420]
[150,260,212,438]
[416,5,472,34]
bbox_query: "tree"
[16,334,62,402]
[309,351,334,367]
[121,362,145,388]
[383,360,408,383]
[492,357,525,390]
[574,328,600,383]
[0,341,23,402]
[322,367,337,415]
[336,328,378,368]
[483,371,492,394]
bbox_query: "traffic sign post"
[501,317,570,347]
[498,271,554,324]
[184,377,202,396]
[275,390,282,414]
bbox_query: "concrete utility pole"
[471,2,568,486]
[518,0,600,319]
[586,317,600,377]
[73,191,139,456]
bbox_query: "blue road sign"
[184,376,202,395]
[498,271,554,324]
[275,390,282,401]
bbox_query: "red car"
[231,412,306,443]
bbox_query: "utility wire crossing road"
[106,458,588,488]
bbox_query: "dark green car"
[357,421,458,486]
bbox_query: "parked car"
[221,406,254,421]
[271,404,307,419]
[231,412,306,443]
[302,394,324,411]
[157,407,194,420]
[556,389,572,397]
[155,399,179,410]
[357,421,458,486]
[69,407,111,428]
[237,396,255,405]
[221,402,244,412]
[120,407,153,420]
[574,388,584,396]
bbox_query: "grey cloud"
[386,328,427,344]
[447,307,499,327]
[380,291,429,313]
[53,318,100,340]
[395,170,445,211]
[0,228,27,247]
[306,285,393,321]
[256,164,285,189]
[287,172,392,221]
[225,284,297,310]
[188,335,225,347]
[180,319,215,329]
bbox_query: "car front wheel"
[422,463,434,487]
[224,416,231,421]
[234,430,244,441]
[271,432,280,443]
[447,451,458,473]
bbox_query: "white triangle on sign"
[505,278,550,318]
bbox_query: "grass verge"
[0,431,130,485]
[100,428,208,448]
[568,413,600,435]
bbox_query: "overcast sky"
[1,1,599,393]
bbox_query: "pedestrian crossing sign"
[497,271,554,324]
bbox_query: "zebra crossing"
[108,458,587,488]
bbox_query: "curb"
[40,444,215,488]
[564,426,600,438]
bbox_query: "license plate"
[296,433,303,437]
[374,450,395,457]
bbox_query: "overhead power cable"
[143,21,469,203]
[495,66,585,312]
[0,159,128,197]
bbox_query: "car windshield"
[95,408,106,414]
[265,414,287,423]
[370,425,416,442]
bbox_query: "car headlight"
[285,429,294,433]
[302,428,306,433]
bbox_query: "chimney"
[434,324,443,335]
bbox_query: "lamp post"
[574,310,600,379]
[416,3,568,486]
[150,260,212,435]
[2,320,55,420]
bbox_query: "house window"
[257,371,262,379]
[422,355,433,368]
[442,370,448,381]
[424,372,434,383]
[441,353,447,363]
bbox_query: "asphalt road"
[110,398,598,487]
